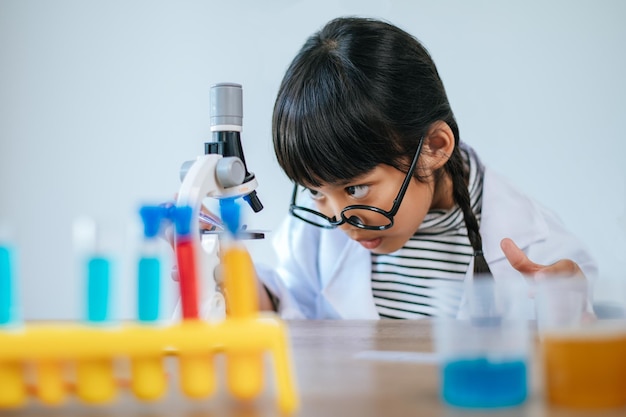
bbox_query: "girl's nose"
[324,199,346,223]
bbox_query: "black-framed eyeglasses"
[289,136,424,230]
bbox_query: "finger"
[500,238,543,275]
[534,259,584,280]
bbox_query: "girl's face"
[307,163,448,254]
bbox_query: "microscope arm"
[174,153,255,321]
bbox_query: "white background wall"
[1,0,625,320]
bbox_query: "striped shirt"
[371,143,485,319]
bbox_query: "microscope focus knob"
[216,156,246,188]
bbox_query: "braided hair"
[272,16,492,275]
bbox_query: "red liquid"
[175,239,199,319]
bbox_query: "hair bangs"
[275,92,395,187]
[274,52,397,187]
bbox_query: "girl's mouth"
[357,237,382,250]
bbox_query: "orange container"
[542,325,626,409]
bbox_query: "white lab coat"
[256,168,598,319]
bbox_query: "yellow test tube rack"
[0,203,299,414]
[0,314,298,413]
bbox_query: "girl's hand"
[500,238,584,280]
[501,238,596,322]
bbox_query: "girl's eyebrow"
[343,172,376,186]
[307,172,373,190]
[336,179,353,187]
[307,179,351,189]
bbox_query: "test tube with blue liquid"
[435,276,530,409]
[0,228,26,407]
[0,233,17,327]
[73,217,117,403]
[130,205,167,400]
[137,206,165,323]
[0,226,68,406]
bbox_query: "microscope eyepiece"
[210,83,243,128]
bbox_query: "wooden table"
[2,320,625,417]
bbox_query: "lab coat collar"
[319,230,379,318]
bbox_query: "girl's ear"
[421,121,456,172]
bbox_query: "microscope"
[173,83,263,321]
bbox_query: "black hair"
[272,16,490,275]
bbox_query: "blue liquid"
[0,246,14,325]
[137,257,160,322]
[442,357,527,408]
[87,256,110,323]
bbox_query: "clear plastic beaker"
[435,276,531,409]
[536,276,626,409]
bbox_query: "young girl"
[251,16,597,319]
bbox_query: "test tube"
[0,236,26,408]
[173,206,215,398]
[0,227,69,406]
[220,199,264,400]
[0,236,16,326]
[73,217,116,404]
[137,206,165,322]
[131,206,167,400]
[173,206,199,320]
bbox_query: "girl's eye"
[306,188,324,200]
[346,185,369,199]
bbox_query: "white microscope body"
[172,83,263,321]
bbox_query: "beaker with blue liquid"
[434,276,532,409]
